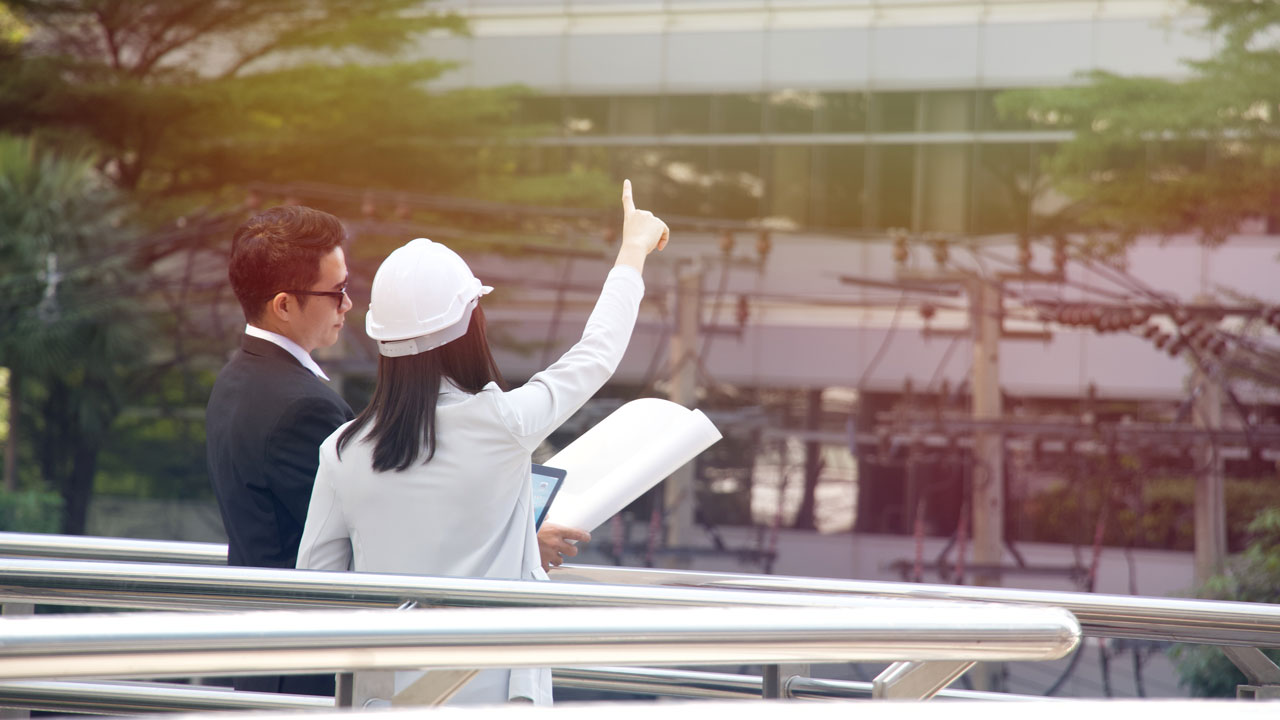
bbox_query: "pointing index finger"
[621,178,635,214]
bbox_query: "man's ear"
[266,292,292,324]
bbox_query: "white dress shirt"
[244,324,330,380]
[296,265,644,706]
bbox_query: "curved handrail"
[0,604,1079,681]
[548,565,1280,647]
[0,532,225,565]
[0,528,1275,648]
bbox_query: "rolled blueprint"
[543,398,723,532]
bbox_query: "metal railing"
[1,531,1276,648]
[0,532,225,565]
[548,565,1280,648]
[4,531,1276,704]
[0,603,1078,682]
[0,681,332,715]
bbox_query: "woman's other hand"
[616,179,669,271]
[537,523,591,572]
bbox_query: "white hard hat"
[365,238,493,357]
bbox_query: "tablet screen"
[531,464,566,529]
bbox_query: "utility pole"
[1192,362,1227,583]
[970,277,1005,694]
[970,278,1004,587]
[664,264,701,555]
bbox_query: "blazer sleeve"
[296,444,353,572]
[494,266,644,450]
[265,394,352,531]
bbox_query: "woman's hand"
[537,523,591,572]
[616,179,669,271]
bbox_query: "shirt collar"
[244,324,331,381]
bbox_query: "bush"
[1170,508,1280,697]
[0,488,63,533]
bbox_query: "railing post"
[761,664,807,699]
[1221,646,1280,700]
[871,660,974,700]
[334,673,354,707]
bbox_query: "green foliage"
[0,488,63,533]
[0,134,146,533]
[0,0,523,207]
[1171,508,1280,697]
[1022,473,1280,551]
[996,1,1280,243]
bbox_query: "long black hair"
[336,306,506,472]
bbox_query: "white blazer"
[296,266,644,706]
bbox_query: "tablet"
[530,463,566,530]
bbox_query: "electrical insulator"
[1017,236,1032,269]
[736,295,750,328]
[892,230,909,265]
[932,238,949,266]
[719,231,735,255]
[1052,236,1068,273]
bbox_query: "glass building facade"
[513,89,1066,235]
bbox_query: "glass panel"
[709,145,764,220]
[664,95,713,134]
[870,92,920,133]
[767,90,819,134]
[517,96,563,134]
[713,94,765,134]
[613,95,661,135]
[767,146,813,227]
[564,96,611,136]
[1029,142,1071,233]
[816,92,868,133]
[654,147,713,216]
[922,91,974,132]
[919,144,970,233]
[608,147,661,199]
[813,145,865,230]
[976,89,1036,131]
[869,145,915,230]
[971,143,1033,234]
[517,146,568,175]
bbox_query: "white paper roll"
[544,398,723,532]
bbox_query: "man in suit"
[206,205,355,695]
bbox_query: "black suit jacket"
[206,335,354,695]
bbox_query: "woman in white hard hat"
[295,181,668,706]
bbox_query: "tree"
[0,1,614,533]
[1171,507,1280,696]
[0,1,539,213]
[997,1,1280,245]
[0,134,144,534]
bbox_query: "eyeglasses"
[283,285,348,310]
